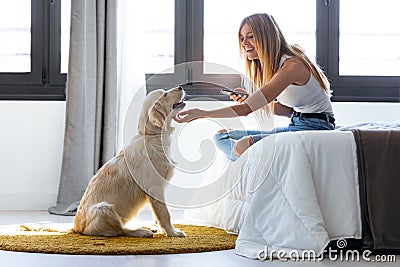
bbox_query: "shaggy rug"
[0,223,237,255]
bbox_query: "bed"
[183,122,400,259]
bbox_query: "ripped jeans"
[213,115,335,161]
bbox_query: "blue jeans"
[213,114,335,161]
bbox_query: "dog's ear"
[149,102,166,128]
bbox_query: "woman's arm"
[173,103,252,123]
[174,58,309,123]
[244,58,310,112]
[273,102,293,117]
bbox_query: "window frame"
[146,0,241,100]
[0,0,66,100]
[317,0,400,102]
[147,0,400,102]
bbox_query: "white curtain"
[50,0,161,215]
[116,0,147,151]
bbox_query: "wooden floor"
[0,211,398,267]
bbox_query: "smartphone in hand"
[220,88,248,98]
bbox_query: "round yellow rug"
[0,224,237,255]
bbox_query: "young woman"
[174,13,335,161]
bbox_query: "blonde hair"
[238,13,331,115]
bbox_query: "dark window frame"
[5,1,396,101]
[0,0,66,100]
[317,0,400,102]
[146,0,241,101]
[147,0,400,103]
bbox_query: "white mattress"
[183,130,361,259]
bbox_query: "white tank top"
[276,55,333,115]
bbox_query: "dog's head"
[138,86,186,135]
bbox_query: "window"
[145,0,243,100]
[339,0,400,76]
[141,0,174,74]
[0,1,31,73]
[203,0,316,74]
[6,1,395,101]
[147,0,400,102]
[0,0,70,100]
[318,0,400,101]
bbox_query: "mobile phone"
[220,88,248,97]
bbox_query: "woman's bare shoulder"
[281,56,306,68]
[279,56,310,85]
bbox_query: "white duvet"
[183,130,361,259]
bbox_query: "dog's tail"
[74,202,152,237]
[91,201,115,214]
[86,201,125,236]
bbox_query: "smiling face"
[240,23,259,60]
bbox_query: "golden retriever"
[73,87,186,237]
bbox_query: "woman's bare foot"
[233,136,254,157]
[217,128,229,133]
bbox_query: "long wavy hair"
[238,13,331,115]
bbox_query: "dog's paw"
[166,229,186,237]
[138,228,154,238]
[125,228,153,238]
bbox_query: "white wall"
[0,101,399,210]
[0,101,65,210]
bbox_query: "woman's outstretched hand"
[230,88,248,103]
[173,108,206,123]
